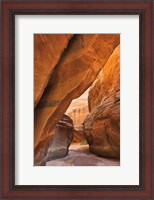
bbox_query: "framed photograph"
[1,0,154,199]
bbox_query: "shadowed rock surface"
[34,34,120,160]
[83,45,120,159]
[34,34,73,108]
[73,128,86,143]
[34,114,74,166]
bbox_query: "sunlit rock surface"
[66,89,89,143]
[34,114,74,166]
[34,34,73,108]
[83,45,120,159]
[34,34,120,160]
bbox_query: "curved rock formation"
[34,34,120,160]
[66,89,89,143]
[88,45,120,111]
[84,90,120,159]
[35,114,74,166]
[34,34,73,108]
[83,45,120,159]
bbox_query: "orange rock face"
[88,45,120,111]
[34,34,120,163]
[83,45,120,159]
[66,89,89,143]
[34,34,73,108]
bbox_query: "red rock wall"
[88,45,120,111]
[34,34,120,163]
[83,45,120,159]
[34,34,73,108]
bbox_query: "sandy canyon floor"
[46,144,120,166]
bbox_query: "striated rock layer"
[88,45,120,111]
[66,89,89,142]
[34,34,73,108]
[34,34,120,162]
[35,114,74,166]
[66,89,89,126]
[84,90,120,159]
[83,45,120,159]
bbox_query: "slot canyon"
[34,34,120,166]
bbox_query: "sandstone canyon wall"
[83,45,120,159]
[34,34,73,108]
[34,34,120,164]
[66,89,89,143]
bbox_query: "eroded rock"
[34,34,73,108]
[34,34,120,160]
[83,45,120,159]
[84,90,120,159]
[88,45,120,111]
[35,114,74,166]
